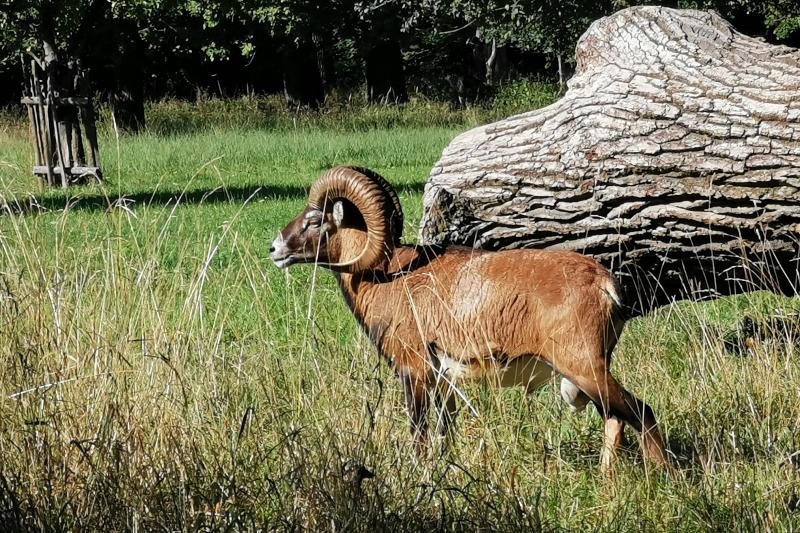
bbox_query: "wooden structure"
[419,7,800,316]
[21,57,102,187]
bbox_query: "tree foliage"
[1,0,797,111]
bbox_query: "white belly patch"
[437,356,478,381]
[436,354,554,392]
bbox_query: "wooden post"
[32,63,56,187]
[21,58,43,169]
[46,70,69,188]
[21,57,102,186]
[76,67,101,175]
[81,95,101,171]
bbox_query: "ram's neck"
[333,258,390,323]
[333,271,364,323]
[332,244,448,358]
[332,245,415,325]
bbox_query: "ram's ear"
[332,200,345,226]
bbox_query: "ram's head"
[270,166,404,273]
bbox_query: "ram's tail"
[601,277,628,360]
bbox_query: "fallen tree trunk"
[419,6,800,316]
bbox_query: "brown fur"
[273,209,669,469]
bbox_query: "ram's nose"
[270,233,284,257]
[270,234,293,268]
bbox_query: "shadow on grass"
[0,182,427,216]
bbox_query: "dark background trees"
[1,0,798,131]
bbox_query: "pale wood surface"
[420,7,800,315]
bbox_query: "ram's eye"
[302,217,321,231]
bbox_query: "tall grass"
[141,94,491,136]
[0,93,798,530]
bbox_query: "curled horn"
[345,166,404,245]
[307,166,403,272]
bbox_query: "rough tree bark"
[419,6,800,316]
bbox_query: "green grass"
[0,95,798,531]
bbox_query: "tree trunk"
[111,18,146,133]
[365,38,407,104]
[282,41,325,109]
[39,0,78,186]
[312,32,335,93]
[419,7,800,316]
[556,53,564,90]
[485,39,498,86]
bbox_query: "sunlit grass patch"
[0,96,798,530]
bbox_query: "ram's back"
[371,246,620,372]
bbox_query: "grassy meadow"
[0,93,798,531]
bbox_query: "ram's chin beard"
[270,255,295,268]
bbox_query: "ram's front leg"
[400,371,432,456]
[434,386,458,440]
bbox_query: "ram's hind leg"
[562,376,626,470]
[595,373,666,467]
[561,378,590,412]
[569,367,668,468]
[601,417,626,472]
